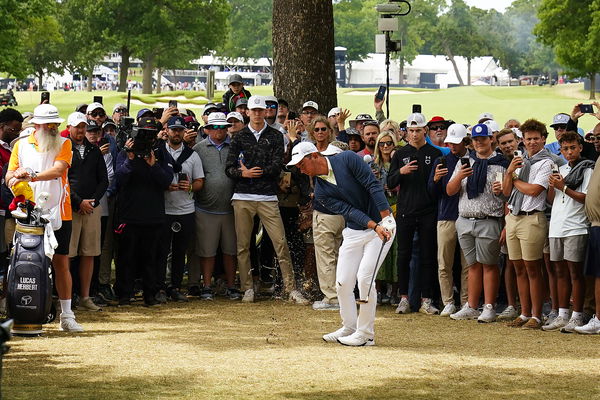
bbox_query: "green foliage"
[333,0,379,62]
[219,0,272,60]
[22,14,65,81]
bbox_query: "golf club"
[356,237,388,304]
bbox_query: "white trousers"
[336,227,395,339]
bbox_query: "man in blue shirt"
[288,142,395,346]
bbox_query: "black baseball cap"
[86,119,101,131]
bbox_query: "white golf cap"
[67,112,88,127]
[248,96,266,110]
[483,119,500,133]
[86,102,105,114]
[478,112,494,122]
[550,113,570,127]
[511,127,523,138]
[226,112,244,123]
[206,112,231,126]
[406,112,427,128]
[321,143,343,156]
[327,107,341,118]
[287,142,318,166]
[444,123,468,144]
[112,103,127,113]
[30,104,65,124]
[302,101,319,111]
[264,95,278,104]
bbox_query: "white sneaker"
[544,309,559,325]
[59,313,84,332]
[242,288,255,303]
[560,314,584,333]
[312,300,340,311]
[574,315,600,334]
[79,297,102,312]
[289,290,310,305]
[542,315,569,331]
[440,303,456,317]
[337,331,375,347]
[450,304,481,320]
[497,305,519,321]
[323,327,355,343]
[395,297,411,314]
[419,298,439,315]
[477,304,497,323]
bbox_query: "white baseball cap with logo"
[550,113,570,128]
[302,101,319,111]
[226,112,244,123]
[207,112,231,126]
[248,96,266,110]
[327,107,341,118]
[478,112,494,122]
[30,104,65,124]
[444,123,468,144]
[287,142,319,166]
[483,119,500,133]
[406,112,427,128]
[86,102,105,114]
[67,112,88,127]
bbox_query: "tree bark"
[399,55,405,85]
[272,0,337,113]
[467,58,471,86]
[157,68,162,94]
[445,45,464,86]
[590,73,596,100]
[118,46,130,92]
[87,70,93,92]
[142,54,155,94]
[37,70,43,90]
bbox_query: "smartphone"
[178,172,189,182]
[513,150,523,158]
[438,156,447,169]
[40,91,50,104]
[460,158,470,168]
[375,85,387,101]
[409,155,418,163]
[98,137,109,147]
[579,104,594,113]
[551,163,559,174]
[495,172,503,183]
[169,100,178,109]
[412,104,422,113]
[153,108,164,119]
[93,96,103,105]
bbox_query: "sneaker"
[79,297,102,312]
[97,284,116,303]
[450,304,480,320]
[574,315,600,334]
[542,315,569,331]
[560,315,584,333]
[395,297,411,314]
[225,288,241,300]
[440,303,456,317]
[59,313,84,332]
[521,317,542,330]
[544,309,559,325]
[419,298,439,315]
[187,285,201,297]
[242,288,255,303]
[497,305,519,321]
[118,297,131,307]
[390,295,400,306]
[477,304,497,323]
[155,290,168,304]
[93,296,108,307]
[337,332,375,347]
[200,287,214,301]
[312,300,340,311]
[170,288,189,302]
[323,326,355,343]
[289,290,310,305]
[507,316,529,328]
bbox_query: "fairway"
[3,300,599,400]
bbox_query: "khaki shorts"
[195,210,237,257]
[549,235,588,262]
[505,212,548,261]
[69,209,101,257]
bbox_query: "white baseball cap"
[112,103,127,113]
[226,112,244,123]
[248,96,266,110]
[302,101,319,111]
[206,112,231,126]
[30,104,65,124]
[67,112,88,127]
[406,112,427,128]
[264,95,278,104]
[550,113,570,128]
[327,107,341,118]
[478,112,494,122]
[483,119,500,133]
[86,102,105,114]
[444,123,468,144]
[287,142,318,166]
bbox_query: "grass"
[3,299,600,399]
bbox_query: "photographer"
[155,116,204,302]
[113,118,173,307]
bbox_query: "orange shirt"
[8,134,73,221]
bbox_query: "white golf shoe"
[322,327,355,343]
[337,332,375,347]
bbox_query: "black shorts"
[54,220,72,256]
[584,226,600,277]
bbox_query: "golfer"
[288,142,395,346]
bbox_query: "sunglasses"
[588,135,600,141]
[266,104,278,109]
[430,125,446,131]
[553,124,567,130]
[89,110,106,118]
[208,125,228,130]
[114,108,127,114]
[378,141,394,147]
[313,127,328,132]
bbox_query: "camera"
[116,117,135,150]
[129,127,158,159]
[185,119,200,132]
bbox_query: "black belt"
[517,210,542,216]
[464,216,501,220]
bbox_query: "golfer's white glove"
[380,215,396,236]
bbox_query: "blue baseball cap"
[167,116,186,129]
[136,108,153,120]
[471,123,491,137]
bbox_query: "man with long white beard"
[7,104,82,332]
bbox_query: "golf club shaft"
[359,237,388,303]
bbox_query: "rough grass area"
[3,299,599,400]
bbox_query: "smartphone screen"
[460,158,470,168]
[375,85,387,101]
[412,104,422,113]
[178,173,189,182]
[93,96,103,104]
[169,100,178,108]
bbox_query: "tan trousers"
[312,210,345,302]
[437,220,468,305]
[233,200,295,292]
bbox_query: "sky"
[463,0,514,12]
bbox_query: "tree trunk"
[37,70,43,90]
[399,55,405,85]
[347,63,353,86]
[118,46,130,92]
[87,71,93,92]
[590,73,597,100]
[273,0,337,112]
[142,54,155,94]
[444,45,464,86]
[157,68,162,94]
[467,58,471,86]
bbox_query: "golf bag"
[6,222,54,335]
